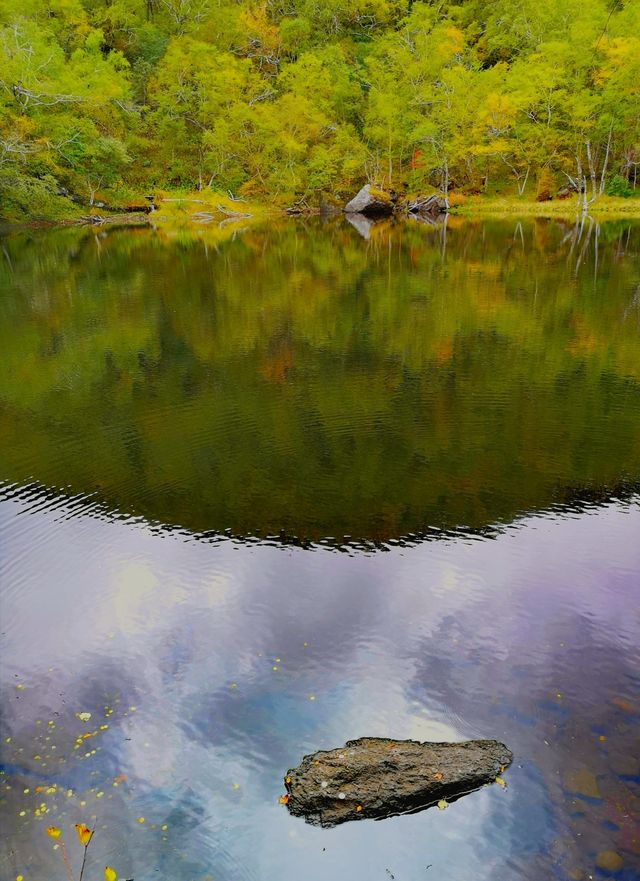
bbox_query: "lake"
[1,215,639,881]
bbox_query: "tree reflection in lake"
[0,216,639,543]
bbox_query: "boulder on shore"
[407,195,448,216]
[344,185,395,217]
[284,737,512,828]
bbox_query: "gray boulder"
[283,737,512,827]
[407,195,448,216]
[344,185,395,217]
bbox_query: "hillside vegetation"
[1,0,639,218]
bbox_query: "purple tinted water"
[1,490,638,881]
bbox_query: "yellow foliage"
[75,824,92,846]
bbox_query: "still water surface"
[0,217,639,881]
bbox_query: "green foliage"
[606,174,633,198]
[0,0,638,216]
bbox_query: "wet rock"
[283,736,512,828]
[595,851,623,873]
[344,185,395,217]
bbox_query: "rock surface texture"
[284,737,512,827]
[344,185,395,216]
[407,195,449,216]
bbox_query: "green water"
[1,217,638,543]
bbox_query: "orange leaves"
[47,826,62,839]
[278,794,290,805]
[75,823,93,846]
[433,772,443,781]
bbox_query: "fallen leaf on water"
[46,827,61,839]
[495,777,507,788]
[437,800,448,811]
[75,824,93,846]
[77,713,91,723]
[104,867,117,881]
[278,794,290,805]
[433,773,443,781]
[113,774,127,785]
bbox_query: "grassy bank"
[4,189,640,227]
[449,193,640,219]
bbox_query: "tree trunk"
[517,166,530,196]
[599,126,612,195]
[586,140,597,203]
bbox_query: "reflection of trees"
[0,218,639,542]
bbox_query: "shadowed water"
[0,216,639,881]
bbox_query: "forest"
[1,0,640,218]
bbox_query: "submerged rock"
[595,851,623,873]
[344,185,395,217]
[283,737,512,828]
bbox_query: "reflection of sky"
[1,494,639,881]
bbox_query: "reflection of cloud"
[1,494,639,881]
[114,559,161,633]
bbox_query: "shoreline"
[3,195,640,231]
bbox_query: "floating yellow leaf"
[46,826,61,839]
[278,794,289,805]
[137,817,145,824]
[75,824,93,846]
[77,713,91,723]
[495,777,507,788]
[104,867,117,881]
[437,800,448,810]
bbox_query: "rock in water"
[344,185,395,217]
[284,737,512,827]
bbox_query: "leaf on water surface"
[437,800,448,810]
[495,777,507,788]
[75,823,93,845]
[77,713,92,722]
[46,826,61,838]
[104,867,117,881]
